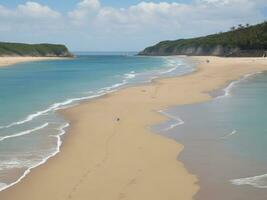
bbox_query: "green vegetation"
[139,21,267,57]
[0,42,73,57]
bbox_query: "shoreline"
[0,56,69,68]
[161,70,267,199]
[0,56,266,199]
[0,56,194,193]
[210,71,264,99]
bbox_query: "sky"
[0,0,266,51]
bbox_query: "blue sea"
[154,72,267,199]
[0,53,194,191]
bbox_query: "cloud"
[17,1,61,19]
[0,1,60,19]
[68,0,100,24]
[0,0,265,51]
[73,0,264,31]
[0,1,63,44]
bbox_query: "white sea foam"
[124,71,136,79]
[0,57,194,192]
[0,81,128,130]
[0,57,192,131]
[160,58,180,75]
[0,159,36,170]
[0,122,69,192]
[158,110,185,131]
[160,65,179,74]
[216,72,262,99]
[221,130,238,139]
[0,183,7,191]
[223,81,239,97]
[49,123,70,152]
[102,80,127,91]
[0,123,49,142]
[0,160,20,170]
[164,122,183,131]
[231,173,267,188]
[83,91,94,95]
[162,57,195,76]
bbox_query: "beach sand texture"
[0,56,266,200]
[0,57,66,67]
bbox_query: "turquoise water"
[0,53,194,191]
[155,72,267,199]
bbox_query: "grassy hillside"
[139,22,267,57]
[0,42,73,57]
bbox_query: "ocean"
[0,53,194,191]
[154,72,267,199]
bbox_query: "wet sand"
[0,56,266,200]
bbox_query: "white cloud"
[88,0,264,40]
[17,1,61,19]
[83,0,263,28]
[68,0,100,24]
[0,0,265,51]
[0,1,60,19]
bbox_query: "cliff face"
[0,42,73,57]
[140,45,267,57]
[139,22,267,57]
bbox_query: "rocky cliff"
[139,22,267,57]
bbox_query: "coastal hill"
[139,22,267,57]
[0,42,73,57]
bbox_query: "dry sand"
[0,57,66,67]
[0,56,266,200]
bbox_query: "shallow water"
[154,72,267,199]
[0,53,194,191]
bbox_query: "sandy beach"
[0,57,67,67]
[0,56,267,200]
